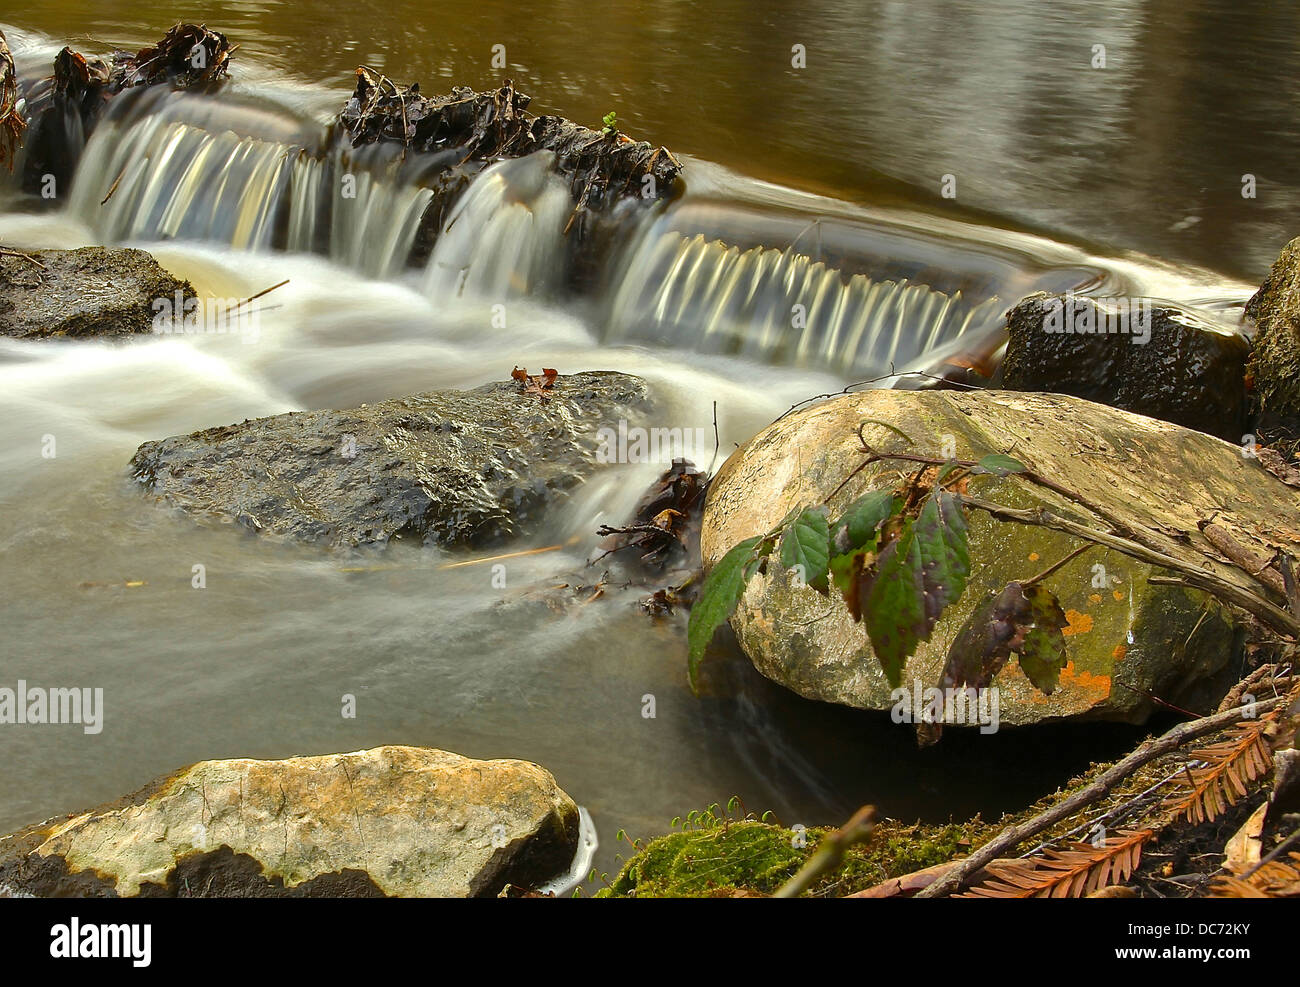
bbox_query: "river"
[0,1,1281,887]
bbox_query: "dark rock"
[0,246,197,338]
[130,371,652,549]
[1245,237,1300,451]
[998,292,1249,442]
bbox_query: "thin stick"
[960,495,1300,639]
[774,805,876,898]
[101,165,126,205]
[436,542,569,570]
[228,279,290,316]
[1021,543,1094,588]
[0,247,47,270]
[915,696,1288,897]
[706,400,721,475]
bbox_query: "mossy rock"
[702,389,1300,726]
[1246,237,1300,449]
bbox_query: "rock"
[701,389,1300,727]
[130,371,652,549]
[0,246,197,338]
[0,746,580,898]
[1245,238,1300,449]
[998,293,1249,442]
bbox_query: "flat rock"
[130,371,652,548]
[0,746,580,898]
[702,389,1300,726]
[999,292,1249,442]
[0,246,196,338]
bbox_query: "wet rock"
[1245,237,1300,450]
[338,70,682,212]
[130,371,652,549]
[700,389,1300,727]
[0,246,196,338]
[18,25,233,195]
[998,292,1249,442]
[0,746,580,898]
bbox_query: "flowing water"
[0,4,1277,885]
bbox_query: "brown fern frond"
[1209,852,1300,898]
[1162,720,1274,825]
[958,829,1153,898]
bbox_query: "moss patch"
[593,804,986,898]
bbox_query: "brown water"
[13,0,1300,281]
[0,1,1276,890]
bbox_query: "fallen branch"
[959,495,1300,639]
[916,696,1288,897]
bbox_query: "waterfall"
[34,86,1104,378]
[420,153,573,302]
[604,229,1008,374]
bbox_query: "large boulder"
[1245,237,1300,449]
[701,389,1300,726]
[998,293,1249,442]
[130,371,651,548]
[0,246,197,338]
[0,746,580,897]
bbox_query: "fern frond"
[958,829,1153,898]
[1210,852,1300,898]
[1162,720,1273,825]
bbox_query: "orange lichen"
[1061,610,1094,636]
[1089,593,1102,604]
[1112,644,1127,661]
[1112,590,1124,601]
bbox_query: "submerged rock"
[1245,237,1300,450]
[998,293,1249,442]
[130,371,652,549]
[701,389,1300,727]
[0,746,580,898]
[0,246,196,338]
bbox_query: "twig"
[1021,543,1094,589]
[101,165,126,205]
[774,805,876,898]
[959,495,1300,639]
[707,400,721,475]
[228,279,290,316]
[0,247,47,270]
[915,696,1288,897]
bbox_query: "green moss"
[593,804,986,898]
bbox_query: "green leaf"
[688,536,762,690]
[912,490,971,622]
[832,489,900,554]
[975,453,1026,476]
[780,507,831,592]
[860,522,926,686]
[859,491,970,687]
[1015,584,1069,693]
[830,544,874,619]
[940,581,1067,695]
